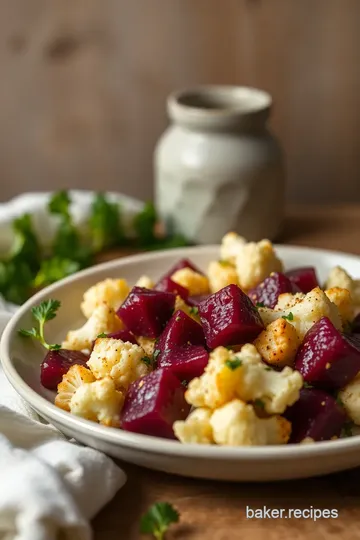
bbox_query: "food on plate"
[19,232,360,447]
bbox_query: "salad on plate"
[19,232,360,447]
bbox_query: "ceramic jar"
[154,86,285,245]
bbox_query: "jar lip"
[168,85,272,124]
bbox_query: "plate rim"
[2,243,360,462]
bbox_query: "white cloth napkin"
[0,312,127,540]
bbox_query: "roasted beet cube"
[121,369,190,438]
[199,284,264,349]
[155,277,188,300]
[157,258,204,283]
[286,388,347,443]
[157,310,205,355]
[117,286,176,338]
[286,267,319,293]
[295,317,360,389]
[248,272,296,309]
[106,329,138,344]
[41,349,89,390]
[158,345,209,381]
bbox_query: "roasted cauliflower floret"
[135,275,154,289]
[81,279,129,319]
[87,337,149,390]
[254,318,300,368]
[171,268,210,296]
[325,266,360,305]
[220,232,247,264]
[62,303,123,351]
[210,400,291,446]
[70,376,124,427]
[275,292,305,311]
[325,287,355,326]
[338,376,360,425]
[186,344,302,414]
[55,365,95,412]
[137,336,156,357]
[174,408,214,445]
[207,260,239,293]
[235,239,283,290]
[259,287,342,340]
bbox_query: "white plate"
[1,244,360,482]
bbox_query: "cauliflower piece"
[326,266,360,305]
[62,303,123,351]
[325,287,355,326]
[259,287,342,341]
[135,275,154,289]
[220,232,247,264]
[207,260,239,293]
[275,292,305,311]
[174,408,214,444]
[87,337,149,390]
[210,400,291,446]
[137,336,156,357]
[186,344,302,414]
[254,318,300,368]
[70,376,124,427]
[338,376,360,425]
[174,295,200,322]
[171,268,210,296]
[55,365,95,412]
[81,279,130,319]
[235,239,283,290]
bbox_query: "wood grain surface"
[92,205,360,540]
[1,1,360,204]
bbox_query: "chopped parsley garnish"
[189,306,199,316]
[181,380,188,387]
[97,333,108,339]
[141,356,153,367]
[254,398,265,409]
[18,299,61,350]
[225,358,243,371]
[218,259,231,266]
[140,502,179,540]
[265,367,272,372]
[256,302,265,308]
[175,316,181,322]
[282,312,294,321]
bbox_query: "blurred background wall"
[0,0,359,204]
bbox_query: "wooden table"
[93,205,360,540]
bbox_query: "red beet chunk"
[286,267,319,293]
[121,369,190,438]
[158,345,209,381]
[155,277,188,300]
[41,349,89,390]
[248,272,296,309]
[187,294,210,307]
[158,310,205,355]
[106,329,138,344]
[295,317,360,389]
[117,286,176,338]
[157,258,204,283]
[199,284,264,349]
[285,388,347,443]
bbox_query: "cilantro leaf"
[282,312,294,321]
[19,299,61,350]
[133,202,157,246]
[225,358,243,371]
[140,502,179,539]
[33,257,81,288]
[89,193,124,252]
[254,398,265,409]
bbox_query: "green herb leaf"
[225,358,243,371]
[48,190,72,219]
[189,306,199,316]
[265,366,272,372]
[97,333,108,339]
[254,398,265,409]
[141,356,153,367]
[282,312,294,321]
[181,380,188,387]
[218,259,231,266]
[19,299,61,350]
[133,202,157,246]
[336,394,344,407]
[140,502,179,540]
[33,257,81,288]
[89,193,124,252]
[256,302,265,308]
[153,349,161,361]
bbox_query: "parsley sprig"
[282,312,294,321]
[140,502,179,540]
[225,358,243,371]
[18,299,61,350]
